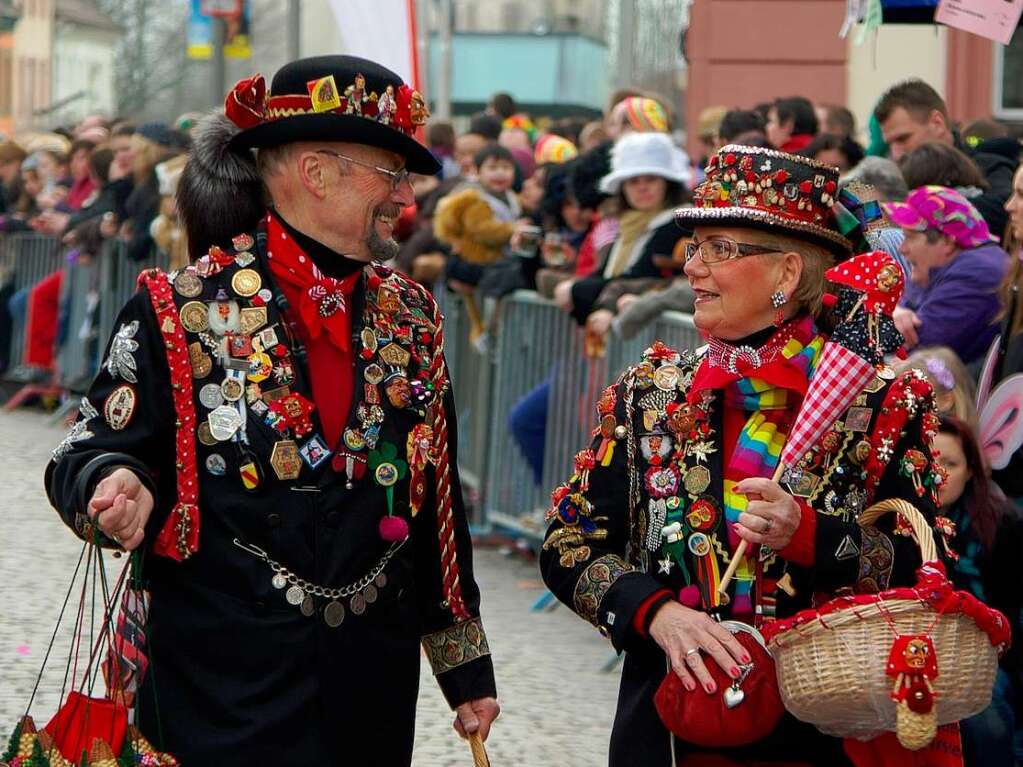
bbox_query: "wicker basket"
[766,498,1004,741]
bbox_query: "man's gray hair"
[840,157,909,202]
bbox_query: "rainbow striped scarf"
[720,318,825,615]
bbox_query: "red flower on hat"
[226,74,268,130]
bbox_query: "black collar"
[270,208,366,280]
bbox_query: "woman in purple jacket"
[887,185,1009,365]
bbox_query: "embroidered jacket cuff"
[422,617,497,708]
[778,499,816,567]
[574,555,666,653]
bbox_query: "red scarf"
[265,214,362,447]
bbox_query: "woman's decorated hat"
[225,54,440,175]
[676,145,858,256]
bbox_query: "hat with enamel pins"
[226,55,439,175]
[676,144,867,257]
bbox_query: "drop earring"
[771,290,787,327]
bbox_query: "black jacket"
[540,341,943,765]
[569,209,683,324]
[965,135,1019,239]
[46,221,496,766]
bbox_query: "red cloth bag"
[43,691,128,762]
[654,627,784,748]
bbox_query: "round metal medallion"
[653,364,681,391]
[343,428,366,451]
[271,573,287,589]
[324,600,346,627]
[199,382,225,410]
[361,327,378,353]
[374,463,399,487]
[221,377,244,402]
[231,268,262,297]
[179,301,210,333]
[350,593,366,615]
[374,572,388,588]
[285,585,305,606]
[197,421,217,446]
[205,453,227,476]
[300,595,316,617]
[363,584,378,604]
[257,288,273,303]
[687,532,712,557]
[364,364,385,385]
[173,270,203,298]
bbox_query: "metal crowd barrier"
[436,288,702,541]
[95,241,169,362]
[0,234,63,371]
[55,256,99,391]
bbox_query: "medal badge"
[270,439,303,480]
[179,301,210,334]
[103,385,137,431]
[247,351,273,383]
[206,453,227,476]
[300,434,331,469]
[231,268,262,297]
[234,251,256,268]
[232,233,255,251]
[188,341,212,379]
[208,404,243,441]
[378,342,411,368]
[238,449,262,490]
[174,269,203,298]
[199,382,225,410]
[227,332,254,358]
[239,306,268,335]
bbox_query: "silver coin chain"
[232,537,406,600]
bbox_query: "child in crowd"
[896,346,978,427]
[434,143,521,271]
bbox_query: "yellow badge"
[231,268,261,298]
[307,75,341,113]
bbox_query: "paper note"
[936,0,1023,45]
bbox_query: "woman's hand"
[649,602,750,693]
[586,308,615,337]
[733,477,802,550]
[553,279,576,312]
[616,293,638,313]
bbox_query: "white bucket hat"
[599,132,692,195]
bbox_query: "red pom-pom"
[799,180,813,194]
[379,516,409,542]
[678,585,701,608]
[821,292,838,308]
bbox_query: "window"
[994,25,1023,118]
[0,48,10,116]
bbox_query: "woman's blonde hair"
[896,346,978,428]
[131,134,170,185]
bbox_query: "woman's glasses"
[684,236,784,264]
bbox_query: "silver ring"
[763,517,773,533]
[684,647,701,664]
[112,532,122,543]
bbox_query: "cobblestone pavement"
[0,409,620,765]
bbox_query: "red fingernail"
[684,680,695,692]
[705,682,716,693]
[730,666,740,678]
[741,654,750,663]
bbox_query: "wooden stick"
[469,732,491,767]
[717,461,787,598]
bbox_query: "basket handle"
[856,497,938,564]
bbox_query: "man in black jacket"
[875,78,1018,238]
[46,55,498,766]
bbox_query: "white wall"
[846,24,947,145]
[52,23,118,124]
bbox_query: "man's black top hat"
[226,55,440,175]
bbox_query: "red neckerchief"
[265,215,361,352]
[687,316,817,402]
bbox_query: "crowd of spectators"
[0,115,196,381]
[2,79,1023,765]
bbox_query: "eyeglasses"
[315,150,411,191]
[684,236,784,264]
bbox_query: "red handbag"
[43,690,129,761]
[654,621,784,748]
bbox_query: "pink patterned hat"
[882,185,993,249]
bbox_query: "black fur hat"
[176,112,265,259]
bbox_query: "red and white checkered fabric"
[780,343,875,469]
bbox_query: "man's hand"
[453,697,500,742]
[893,306,921,350]
[586,308,615,338]
[87,468,153,550]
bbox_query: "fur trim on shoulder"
[177,111,265,259]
